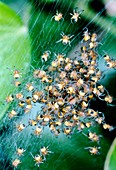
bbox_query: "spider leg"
[56,39,62,43]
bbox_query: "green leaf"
[104,138,116,170]
[0,2,31,120]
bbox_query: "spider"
[29,119,38,126]
[14,81,21,87]
[26,83,34,91]
[95,117,104,124]
[18,100,25,107]
[32,91,43,102]
[81,101,88,108]
[40,146,52,156]
[88,147,100,155]
[83,29,90,41]
[56,32,74,46]
[103,54,116,68]
[103,54,110,61]
[16,123,25,132]
[70,9,83,23]
[6,95,14,102]
[64,127,71,135]
[85,122,92,128]
[16,93,23,100]
[103,123,113,131]
[85,147,100,155]
[31,153,44,167]
[87,109,98,118]
[91,33,97,42]
[104,95,113,103]
[17,147,25,156]
[13,70,21,79]
[8,110,17,119]
[12,159,21,168]
[34,126,42,136]
[43,114,52,122]
[106,61,116,69]
[52,11,63,21]
[88,132,100,142]
[41,51,51,62]
[89,42,97,49]
[67,86,75,94]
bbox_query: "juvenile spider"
[89,147,100,155]
[103,123,113,131]
[103,54,110,61]
[85,146,100,155]
[70,9,83,23]
[12,159,21,168]
[29,119,38,126]
[8,110,17,119]
[95,117,104,124]
[34,126,42,136]
[14,81,21,87]
[40,146,52,156]
[104,95,113,103]
[88,132,100,142]
[31,153,44,167]
[57,32,74,46]
[106,61,116,69]
[17,147,25,156]
[89,42,97,49]
[6,95,14,102]
[16,93,23,100]
[13,70,21,79]
[64,127,71,135]
[26,83,34,91]
[16,123,25,132]
[83,29,90,41]
[41,51,51,62]
[91,33,97,42]
[52,11,63,21]
[18,100,25,107]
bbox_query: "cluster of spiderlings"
[32,30,114,137]
[12,146,51,168]
[5,9,116,169]
[7,31,115,153]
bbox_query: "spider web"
[0,0,116,170]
